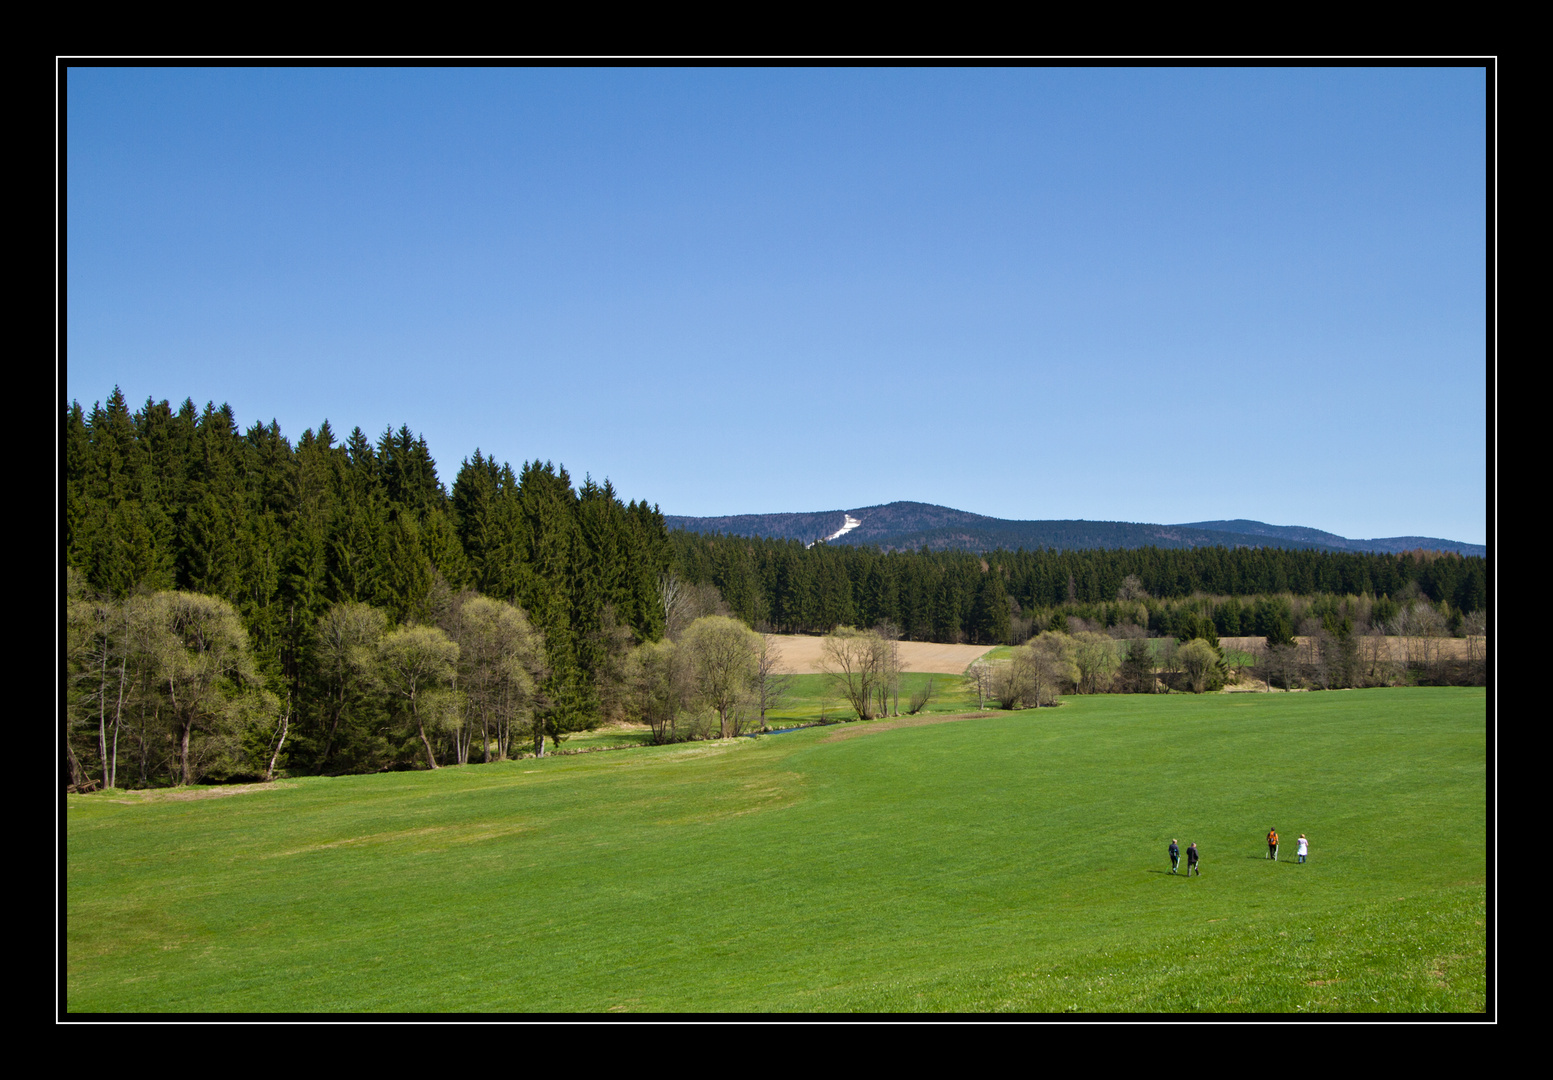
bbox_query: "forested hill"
[662,509,847,545]
[665,501,1486,557]
[1178,520,1485,557]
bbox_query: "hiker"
[1267,828,1279,861]
[1297,834,1308,863]
[1186,842,1200,876]
[1169,838,1180,874]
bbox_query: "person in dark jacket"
[1186,842,1200,876]
[1169,839,1180,874]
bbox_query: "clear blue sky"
[65,66,1490,544]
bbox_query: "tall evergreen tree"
[968,567,1010,645]
[327,489,387,606]
[932,572,962,643]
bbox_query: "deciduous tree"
[752,635,794,730]
[1177,638,1222,693]
[681,616,762,738]
[374,625,459,769]
[148,591,262,785]
[820,626,885,720]
[1015,632,1079,706]
[964,658,995,710]
[443,594,547,762]
[1072,632,1120,694]
[626,638,691,743]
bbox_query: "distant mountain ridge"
[1175,520,1484,556]
[663,502,1486,557]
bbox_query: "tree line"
[65,389,673,786]
[669,531,1487,644]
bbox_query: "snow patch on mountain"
[807,513,862,547]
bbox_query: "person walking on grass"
[1297,834,1308,863]
[1267,828,1279,861]
[1186,842,1200,876]
[1170,839,1180,874]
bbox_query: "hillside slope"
[665,502,1486,556]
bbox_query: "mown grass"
[531,670,985,753]
[66,687,1486,1014]
[555,726,654,751]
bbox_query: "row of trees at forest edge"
[68,558,806,789]
[67,570,554,788]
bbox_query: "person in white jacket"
[1297,834,1309,863]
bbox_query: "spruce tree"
[179,492,241,600]
[327,490,387,606]
[932,572,962,643]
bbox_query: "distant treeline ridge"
[670,530,1487,644]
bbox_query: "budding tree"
[752,635,794,730]
[1003,632,1079,707]
[1177,638,1222,693]
[148,591,263,786]
[443,594,547,762]
[1072,632,1120,694]
[626,638,692,744]
[375,625,460,769]
[964,658,995,710]
[820,627,887,721]
[681,616,762,738]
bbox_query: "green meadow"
[66,686,1486,1013]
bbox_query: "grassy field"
[66,686,1487,1014]
[558,670,987,748]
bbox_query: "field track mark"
[820,711,1001,742]
[267,822,528,857]
[99,781,297,804]
[662,770,806,824]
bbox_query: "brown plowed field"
[762,634,997,675]
[764,635,1480,674]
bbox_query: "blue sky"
[65,67,1489,544]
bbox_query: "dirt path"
[762,634,998,675]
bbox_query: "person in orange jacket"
[1267,828,1279,861]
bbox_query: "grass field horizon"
[66,686,1487,1014]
